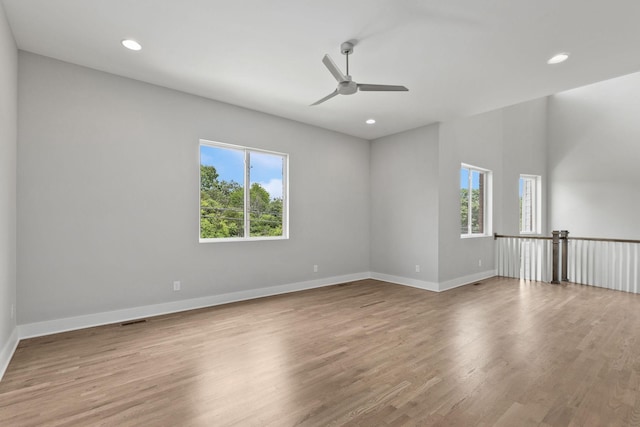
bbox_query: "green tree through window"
[200,141,287,240]
[460,164,490,236]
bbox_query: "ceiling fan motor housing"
[338,80,358,95]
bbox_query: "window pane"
[471,171,484,234]
[519,178,524,231]
[520,176,536,233]
[461,164,491,237]
[200,145,245,238]
[460,168,470,234]
[249,151,284,237]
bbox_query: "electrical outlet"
[415,265,420,273]
[478,259,482,267]
[313,265,318,273]
[173,281,181,291]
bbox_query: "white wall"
[17,52,371,325]
[370,124,439,287]
[15,50,551,329]
[369,98,547,289]
[502,99,548,235]
[0,3,17,374]
[438,98,547,284]
[548,72,640,239]
[438,110,504,283]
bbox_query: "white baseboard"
[371,270,497,292]
[7,269,498,375]
[370,272,439,292]
[18,272,370,340]
[438,270,497,292]
[0,327,19,381]
[0,269,504,384]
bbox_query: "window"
[519,174,541,234]
[199,140,288,241]
[460,164,492,237]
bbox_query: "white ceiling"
[3,0,640,140]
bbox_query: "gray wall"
[18,38,628,329]
[548,72,640,239]
[0,4,17,359]
[501,100,547,235]
[369,98,547,287]
[438,110,504,282]
[370,124,439,283]
[17,52,371,324]
[438,99,547,282]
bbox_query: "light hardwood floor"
[2,277,640,426]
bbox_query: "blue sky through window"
[200,145,284,199]
[519,178,524,197]
[460,167,481,190]
[460,168,469,189]
[201,145,244,182]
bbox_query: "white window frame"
[199,139,289,243]
[519,174,541,235]
[460,163,493,238]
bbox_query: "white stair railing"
[567,238,640,294]
[496,231,640,294]
[496,235,554,282]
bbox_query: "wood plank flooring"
[2,277,640,426]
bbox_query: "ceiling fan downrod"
[341,41,354,76]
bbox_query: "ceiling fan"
[311,41,409,106]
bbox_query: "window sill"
[200,236,289,243]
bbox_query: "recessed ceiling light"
[365,119,376,125]
[547,52,569,65]
[121,39,142,51]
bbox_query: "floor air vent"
[121,319,147,326]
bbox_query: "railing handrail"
[493,233,552,240]
[494,233,640,245]
[568,236,640,244]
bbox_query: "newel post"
[552,231,560,284]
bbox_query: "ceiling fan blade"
[357,84,409,92]
[322,55,347,82]
[310,89,339,106]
